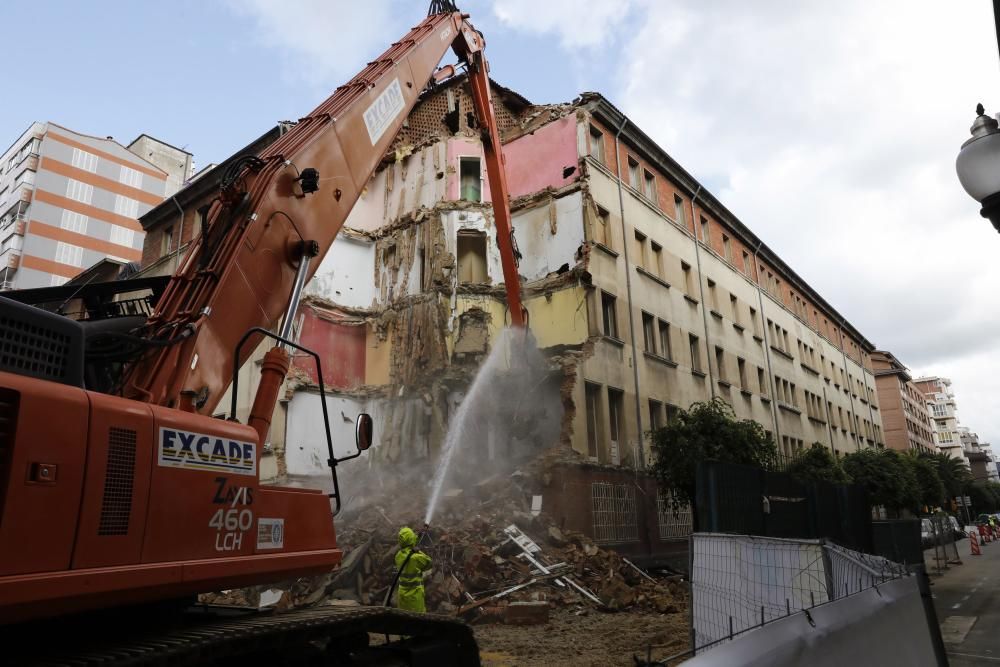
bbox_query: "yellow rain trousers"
[394,526,432,613]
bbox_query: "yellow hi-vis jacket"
[394,526,432,613]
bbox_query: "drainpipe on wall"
[836,318,862,452]
[689,188,716,398]
[612,117,645,469]
[751,241,781,449]
[170,195,184,273]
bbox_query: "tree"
[786,442,851,485]
[842,448,919,514]
[649,398,777,521]
[902,452,945,511]
[928,452,972,504]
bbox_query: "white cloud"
[225,0,404,88]
[490,0,638,49]
[499,0,1000,444]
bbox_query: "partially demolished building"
[138,77,885,560]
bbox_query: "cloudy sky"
[7,1,999,443]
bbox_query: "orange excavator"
[0,2,524,664]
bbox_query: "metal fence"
[925,513,962,575]
[688,533,908,650]
[695,461,872,552]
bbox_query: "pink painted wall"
[445,116,580,202]
[292,308,366,390]
[504,116,580,198]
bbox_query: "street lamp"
[956,104,1000,232]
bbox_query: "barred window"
[656,491,692,540]
[591,482,638,544]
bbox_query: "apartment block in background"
[913,376,963,460]
[871,350,934,453]
[0,122,167,288]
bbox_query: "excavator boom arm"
[125,9,523,414]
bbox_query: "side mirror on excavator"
[356,413,373,451]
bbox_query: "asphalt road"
[931,534,1000,665]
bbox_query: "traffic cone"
[970,531,982,556]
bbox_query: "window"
[658,320,672,360]
[757,367,767,396]
[627,156,640,190]
[642,312,656,353]
[699,216,709,243]
[689,334,701,372]
[66,179,93,204]
[49,275,68,287]
[682,261,694,295]
[932,404,947,417]
[650,241,663,277]
[589,125,605,164]
[707,278,718,311]
[722,234,732,262]
[115,196,140,220]
[608,388,625,465]
[109,225,135,247]
[457,230,488,283]
[60,210,88,234]
[666,404,680,424]
[71,148,97,172]
[674,194,685,226]
[55,242,83,267]
[459,157,481,202]
[643,169,656,202]
[730,294,740,325]
[634,230,647,270]
[738,358,747,390]
[601,292,619,339]
[161,225,174,255]
[119,165,143,188]
[742,250,751,275]
[585,382,602,461]
[715,346,726,381]
[750,307,759,336]
[649,399,663,431]
[594,205,611,247]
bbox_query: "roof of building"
[872,350,912,381]
[582,92,877,353]
[47,122,168,176]
[127,133,193,156]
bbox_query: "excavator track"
[6,605,480,666]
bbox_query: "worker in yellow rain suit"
[394,526,432,612]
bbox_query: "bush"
[786,443,850,485]
[650,398,777,519]
[842,448,919,513]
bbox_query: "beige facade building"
[871,351,934,453]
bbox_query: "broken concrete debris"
[198,455,686,627]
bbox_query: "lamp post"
[956,104,1000,232]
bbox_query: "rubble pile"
[202,454,686,626]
